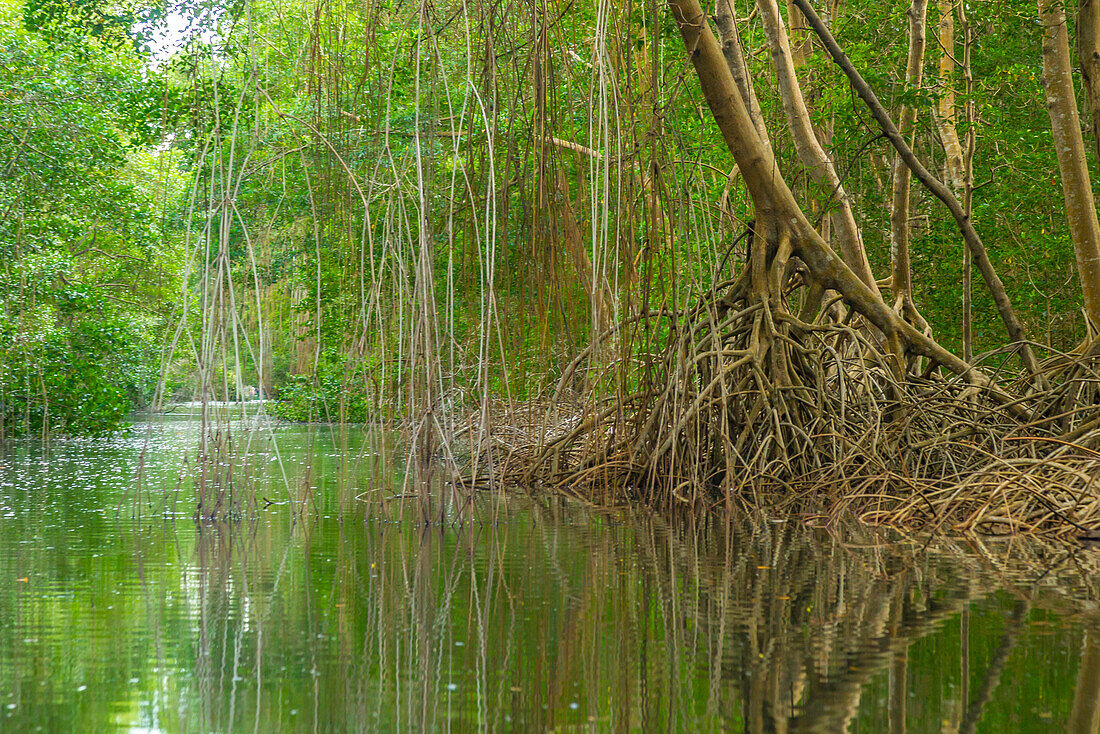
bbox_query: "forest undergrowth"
[459,307,1100,536]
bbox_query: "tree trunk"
[1041,0,1100,334]
[715,0,771,149]
[1078,0,1100,164]
[959,0,976,361]
[890,0,929,325]
[666,0,1006,389]
[791,0,1041,379]
[787,1,810,67]
[936,0,972,360]
[756,0,881,295]
[936,0,964,191]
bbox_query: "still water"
[1,414,1098,732]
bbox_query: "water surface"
[1,415,1098,732]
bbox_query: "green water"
[1,415,1098,732]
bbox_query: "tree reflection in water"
[177,498,1100,732]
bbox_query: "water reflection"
[1,420,1099,731]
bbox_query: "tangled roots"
[463,293,1100,535]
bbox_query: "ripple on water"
[2,418,1100,731]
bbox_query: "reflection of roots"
[464,288,1100,535]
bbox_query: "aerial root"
[458,302,1100,536]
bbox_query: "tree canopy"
[2,0,1098,463]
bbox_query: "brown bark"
[1078,0,1100,164]
[756,0,881,294]
[787,1,810,67]
[668,0,778,216]
[1041,0,1100,333]
[935,0,971,360]
[714,0,771,149]
[791,0,1041,379]
[936,0,964,191]
[890,0,929,325]
[959,0,975,361]
[667,0,1006,390]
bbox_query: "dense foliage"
[2,0,1098,435]
[0,1,183,437]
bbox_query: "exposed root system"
[459,283,1100,537]
[449,0,1100,538]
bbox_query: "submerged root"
[464,290,1100,536]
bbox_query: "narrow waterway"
[1,414,1097,732]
